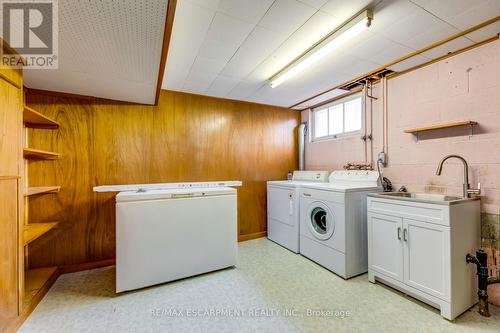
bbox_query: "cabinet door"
[0,179,19,319]
[403,218,450,301]
[368,212,404,282]
[0,78,21,176]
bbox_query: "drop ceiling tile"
[344,34,396,59]
[206,75,241,97]
[420,37,474,59]
[162,67,188,91]
[249,83,276,104]
[368,0,421,34]
[409,0,495,30]
[320,0,373,21]
[226,79,266,100]
[378,8,445,45]
[183,71,219,93]
[198,12,255,61]
[370,42,416,66]
[258,0,317,36]
[464,21,500,42]
[321,51,367,74]
[403,22,460,50]
[187,0,221,11]
[386,54,430,72]
[221,26,287,79]
[339,59,382,77]
[448,0,500,30]
[299,0,329,9]
[247,10,343,82]
[191,56,228,74]
[217,0,274,24]
[162,0,216,89]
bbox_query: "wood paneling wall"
[25,90,299,267]
[0,46,23,330]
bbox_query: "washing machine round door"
[307,202,335,240]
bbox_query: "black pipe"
[466,250,500,317]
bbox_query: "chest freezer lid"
[116,187,236,202]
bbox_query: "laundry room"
[0,0,499,332]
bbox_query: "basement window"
[311,93,363,141]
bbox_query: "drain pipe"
[298,122,307,170]
[466,250,500,317]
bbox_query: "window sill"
[312,131,362,143]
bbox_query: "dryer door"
[307,201,335,240]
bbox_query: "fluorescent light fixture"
[270,10,373,88]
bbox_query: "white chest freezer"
[115,187,237,292]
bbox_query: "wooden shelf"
[23,148,60,160]
[23,267,58,306]
[404,120,478,134]
[23,222,58,245]
[24,186,61,197]
[23,106,59,129]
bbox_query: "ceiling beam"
[154,0,177,105]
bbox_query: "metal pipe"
[466,250,500,317]
[298,122,307,170]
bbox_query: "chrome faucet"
[436,154,480,198]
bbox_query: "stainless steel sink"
[381,192,462,202]
[368,192,479,205]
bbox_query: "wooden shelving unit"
[21,104,62,312]
[23,267,58,306]
[404,120,478,134]
[23,186,60,197]
[23,106,59,129]
[23,222,59,245]
[23,148,60,160]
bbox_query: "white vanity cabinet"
[367,195,480,320]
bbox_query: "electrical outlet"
[378,152,387,166]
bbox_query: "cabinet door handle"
[403,228,408,242]
[397,227,401,240]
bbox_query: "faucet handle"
[468,182,481,196]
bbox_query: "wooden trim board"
[387,35,499,80]
[297,85,363,111]
[154,0,177,105]
[238,231,267,242]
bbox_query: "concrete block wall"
[301,39,500,303]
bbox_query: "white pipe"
[298,122,307,170]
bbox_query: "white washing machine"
[299,171,381,278]
[267,171,329,253]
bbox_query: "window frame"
[310,92,364,142]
